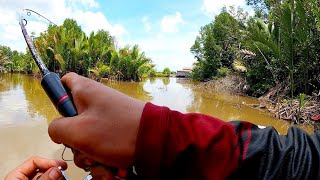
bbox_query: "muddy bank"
[192,74,249,95]
[193,75,320,127]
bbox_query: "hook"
[61,146,73,162]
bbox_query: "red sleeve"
[134,102,240,180]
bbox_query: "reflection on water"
[0,74,86,179]
[102,79,152,102]
[0,74,313,179]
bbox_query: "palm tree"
[116,45,153,81]
[246,0,316,98]
[32,19,154,81]
[34,25,66,73]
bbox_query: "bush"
[163,67,171,76]
[149,69,156,77]
[217,67,230,78]
[98,65,110,78]
[155,72,168,77]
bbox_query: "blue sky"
[0,0,251,71]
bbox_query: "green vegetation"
[0,19,154,82]
[163,67,171,76]
[190,0,320,98]
[0,49,9,72]
[155,67,171,77]
[149,67,171,77]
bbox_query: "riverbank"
[193,75,320,126]
[192,74,249,95]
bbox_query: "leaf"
[46,47,55,59]
[54,54,65,69]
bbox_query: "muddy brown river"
[0,73,313,179]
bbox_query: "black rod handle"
[41,72,77,117]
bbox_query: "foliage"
[155,72,169,77]
[0,18,155,82]
[191,1,320,97]
[111,45,153,81]
[90,61,110,78]
[149,69,156,77]
[216,67,230,78]
[162,67,171,76]
[190,10,244,81]
[0,49,10,72]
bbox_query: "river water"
[0,73,313,179]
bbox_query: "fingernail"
[49,168,60,179]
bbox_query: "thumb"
[48,116,80,146]
[39,167,62,180]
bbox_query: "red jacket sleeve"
[134,103,240,180]
[133,103,320,180]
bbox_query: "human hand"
[48,73,146,169]
[5,156,67,180]
[89,165,121,180]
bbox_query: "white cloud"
[126,30,197,71]
[67,10,126,37]
[142,17,152,32]
[201,0,247,15]
[68,0,99,8]
[0,0,126,52]
[161,12,184,33]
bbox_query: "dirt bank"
[193,75,320,126]
[192,74,249,95]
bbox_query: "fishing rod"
[19,9,77,117]
[18,9,132,180]
[19,9,78,180]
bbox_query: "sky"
[0,0,252,71]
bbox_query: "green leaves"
[0,50,9,70]
[163,68,171,76]
[190,11,244,81]
[191,0,320,96]
[54,54,65,69]
[29,18,154,81]
[245,0,320,96]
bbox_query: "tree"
[163,68,171,76]
[1,18,154,82]
[116,45,153,81]
[243,0,320,96]
[0,50,9,72]
[190,11,242,81]
[245,0,271,20]
[88,30,115,67]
